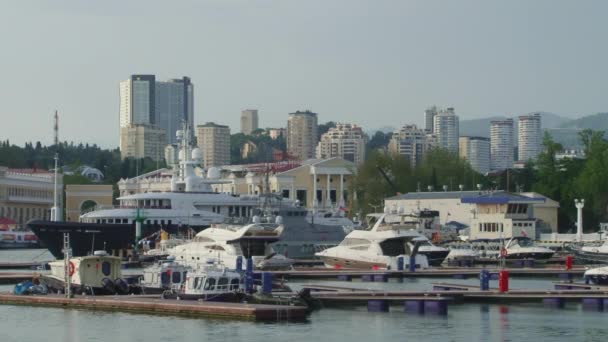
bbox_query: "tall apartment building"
[119,75,194,154]
[240,109,259,135]
[433,107,459,154]
[119,124,166,161]
[155,77,194,144]
[424,106,438,133]
[196,122,231,168]
[459,136,490,174]
[287,110,318,160]
[316,123,367,165]
[388,124,434,167]
[490,119,514,171]
[518,113,542,162]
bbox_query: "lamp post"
[574,199,585,242]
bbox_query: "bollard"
[397,256,404,271]
[404,300,425,314]
[367,300,389,312]
[498,270,509,292]
[565,255,573,270]
[236,256,243,272]
[479,269,490,291]
[261,272,273,295]
[408,256,416,272]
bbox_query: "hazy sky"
[1,1,607,148]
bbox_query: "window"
[204,278,216,291]
[230,278,240,290]
[218,277,229,290]
[282,189,290,199]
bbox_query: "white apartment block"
[490,119,514,171]
[316,123,367,165]
[287,110,318,160]
[196,122,231,168]
[433,107,459,154]
[518,113,542,162]
[388,124,434,167]
[459,136,490,174]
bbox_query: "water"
[0,250,606,342]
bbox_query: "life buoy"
[500,248,508,258]
[68,261,75,276]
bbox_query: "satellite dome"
[207,167,220,179]
[191,147,203,161]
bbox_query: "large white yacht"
[315,214,429,270]
[168,218,294,270]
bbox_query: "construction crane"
[376,166,401,196]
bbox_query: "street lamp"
[574,199,585,241]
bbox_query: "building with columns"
[0,167,62,226]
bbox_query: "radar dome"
[207,167,221,179]
[191,147,203,161]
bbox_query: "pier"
[0,293,308,321]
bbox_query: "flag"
[520,230,527,237]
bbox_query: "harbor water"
[0,250,607,342]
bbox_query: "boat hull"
[27,220,204,258]
[420,250,450,267]
[504,252,554,260]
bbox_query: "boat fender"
[101,278,116,294]
[114,278,129,295]
[68,261,75,277]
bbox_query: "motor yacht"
[503,236,555,260]
[315,214,429,270]
[584,266,608,285]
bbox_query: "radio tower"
[51,110,61,222]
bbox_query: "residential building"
[316,123,367,165]
[240,109,259,135]
[459,136,490,174]
[119,74,194,148]
[155,77,194,144]
[0,167,63,226]
[518,113,542,162]
[433,107,459,153]
[424,106,438,133]
[287,110,318,160]
[196,122,231,168]
[267,128,286,140]
[490,119,514,171]
[388,124,433,167]
[119,124,166,161]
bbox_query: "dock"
[0,273,40,285]
[269,266,586,280]
[0,293,308,321]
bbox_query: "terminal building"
[0,167,62,226]
[384,190,559,238]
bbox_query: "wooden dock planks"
[0,293,308,321]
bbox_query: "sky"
[1,0,607,148]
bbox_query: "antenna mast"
[51,110,61,221]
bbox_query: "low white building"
[385,190,559,236]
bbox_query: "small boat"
[503,237,555,260]
[163,263,245,302]
[138,257,192,294]
[444,245,479,264]
[42,251,131,295]
[410,237,450,267]
[584,266,608,285]
[574,240,608,263]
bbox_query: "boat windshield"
[515,238,534,247]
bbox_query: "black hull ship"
[27,220,195,258]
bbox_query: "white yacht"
[315,214,429,270]
[584,266,608,285]
[169,218,294,270]
[503,236,555,260]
